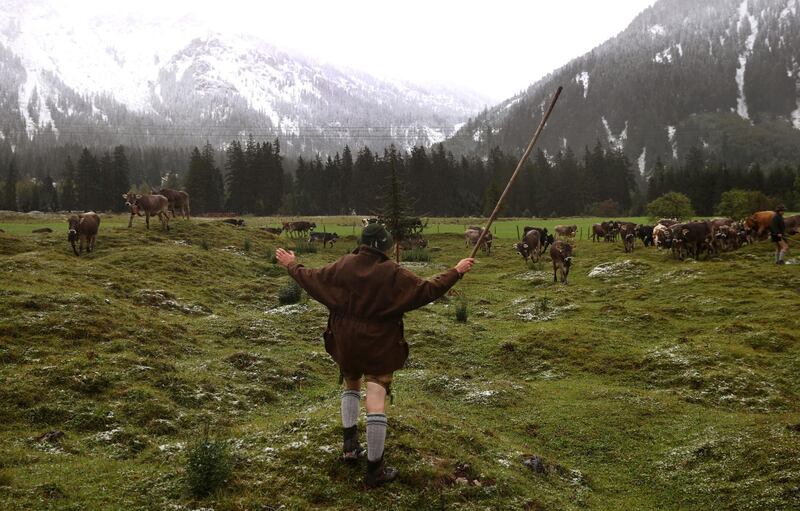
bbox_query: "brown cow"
[157,188,191,220]
[515,229,542,263]
[122,192,170,230]
[591,223,605,242]
[554,225,577,239]
[283,221,316,238]
[785,214,800,235]
[464,227,492,254]
[550,241,573,284]
[398,233,428,251]
[67,211,100,256]
[745,211,776,241]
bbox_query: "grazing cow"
[550,241,573,284]
[361,217,379,227]
[591,223,605,242]
[67,212,100,256]
[122,192,170,230]
[635,225,655,247]
[283,221,316,238]
[464,227,492,254]
[554,224,577,239]
[399,233,428,250]
[309,232,339,247]
[261,227,282,235]
[523,226,553,250]
[156,188,191,220]
[222,218,245,227]
[744,211,776,241]
[515,228,543,263]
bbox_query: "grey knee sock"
[366,413,387,461]
[341,390,360,429]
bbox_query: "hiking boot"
[365,456,398,488]
[343,425,365,463]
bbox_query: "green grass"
[1,214,799,510]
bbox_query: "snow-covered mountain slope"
[0,0,489,155]
[448,0,800,171]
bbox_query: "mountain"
[0,0,489,157]
[448,0,800,172]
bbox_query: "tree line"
[1,139,798,217]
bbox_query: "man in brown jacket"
[275,223,474,487]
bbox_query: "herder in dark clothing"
[275,224,475,487]
[771,204,788,264]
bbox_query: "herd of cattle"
[586,211,799,260]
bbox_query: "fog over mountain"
[448,0,800,172]
[0,0,490,157]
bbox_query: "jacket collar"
[353,245,391,261]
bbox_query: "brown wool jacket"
[287,245,461,375]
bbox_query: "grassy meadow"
[1,212,799,510]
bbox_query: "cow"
[464,227,492,254]
[744,211,776,241]
[785,214,800,235]
[554,224,577,239]
[156,188,191,220]
[515,228,543,263]
[623,232,635,253]
[601,221,619,241]
[652,223,672,249]
[222,218,245,227]
[617,221,638,243]
[283,221,316,238]
[657,218,679,227]
[549,241,573,284]
[713,225,738,252]
[523,226,553,251]
[591,223,605,242]
[309,232,339,247]
[635,225,654,247]
[362,218,379,227]
[399,233,428,251]
[122,192,170,231]
[261,227,282,235]
[67,211,100,256]
[671,221,713,260]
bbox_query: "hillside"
[449,0,800,172]
[1,215,799,509]
[0,0,489,157]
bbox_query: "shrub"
[715,189,776,219]
[243,238,251,252]
[402,248,431,262]
[455,298,468,322]
[265,249,277,264]
[184,437,233,498]
[278,281,302,305]
[200,239,210,251]
[588,198,622,217]
[646,192,695,220]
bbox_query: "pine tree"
[3,159,18,211]
[111,145,131,211]
[203,143,224,213]
[76,148,101,211]
[42,174,58,212]
[98,151,114,211]
[225,140,248,213]
[378,146,414,262]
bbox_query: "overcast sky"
[70,0,656,102]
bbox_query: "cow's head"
[67,215,80,242]
[515,242,530,259]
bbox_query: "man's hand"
[455,257,475,276]
[275,248,296,268]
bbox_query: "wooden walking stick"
[469,86,563,258]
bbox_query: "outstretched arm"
[390,257,475,314]
[276,248,338,307]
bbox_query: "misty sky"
[66,0,656,102]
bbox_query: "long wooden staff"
[469,86,563,258]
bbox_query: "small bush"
[243,238,251,252]
[265,249,277,264]
[184,437,233,498]
[455,298,469,322]
[200,239,210,251]
[293,242,317,254]
[278,281,302,305]
[402,248,431,262]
